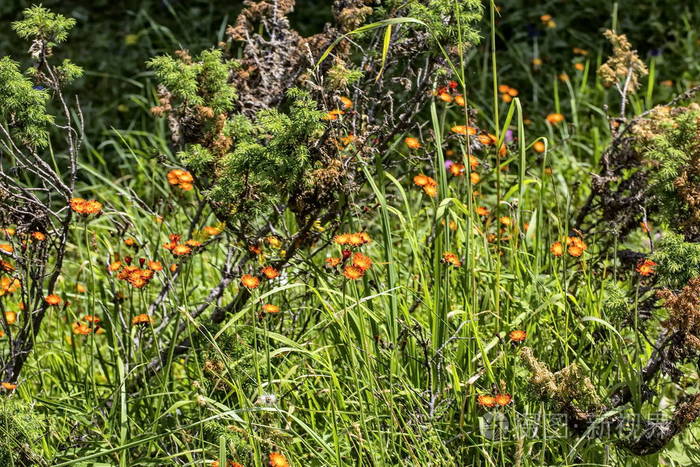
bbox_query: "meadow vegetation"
[1,1,700,465]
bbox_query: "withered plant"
[0,6,86,383]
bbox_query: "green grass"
[2,1,700,466]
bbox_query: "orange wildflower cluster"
[167,169,194,191]
[636,259,657,276]
[413,174,438,197]
[1,382,17,391]
[163,234,201,256]
[326,232,373,280]
[478,393,513,408]
[333,232,372,247]
[70,198,103,216]
[497,84,519,103]
[442,251,462,268]
[0,243,12,253]
[132,313,153,325]
[72,315,105,335]
[435,81,465,106]
[109,258,163,288]
[551,236,587,257]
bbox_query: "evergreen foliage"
[11,5,76,45]
[0,57,53,147]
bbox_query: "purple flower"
[505,129,514,144]
[444,159,454,169]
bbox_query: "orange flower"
[507,88,519,97]
[203,226,223,236]
[132,313,152,325]
[323,109,344,121]
[573,47,589,55]
[567,245,584,257]
[72,322,92,335]
[262,303,280,314]
[352,252,372,271]
[45,294,62,306]
[545,113,565,124]
[509,330,527,343]
[343,265,364,280]
[438,92,453,103]
[413,174,432,187]
[533,141,546,153]
[167,169,195,191]
[566,236,587,257]
[31,232,46,241]
[358,232,372,244]
[148,261,163,271]
[442,252,462,267]
[333,234,350,245]
[470,172,480,185]
[497,84,510,93]
[501,93,513,103]
[185,239,202,248]
[404,137,421,149]
[76,283,87,293]
[499,216,511,226]
[423,184,438,198]
[0,259,13,273]
[172,244,192,256]
[1,382,17,390]
[241,274,260,289]
[550,241,564,257]
[451,125,477,136]
[574,63,585,71]
[268,452,289,467]
[4,311,15,325]
[261,266,280,279]
[0,243,14,253]
[494,393,512,406]
[636,259,657,276]
[449,163,465,176]
[84,315,101,324]
[325,257,341,267]
[0,277,20,296]
[454,94,465,106]
[476,206,490,216]
[70,198,103,216]
[478,394,496,407]
[347,233,365,247]
[339,96,353,109]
